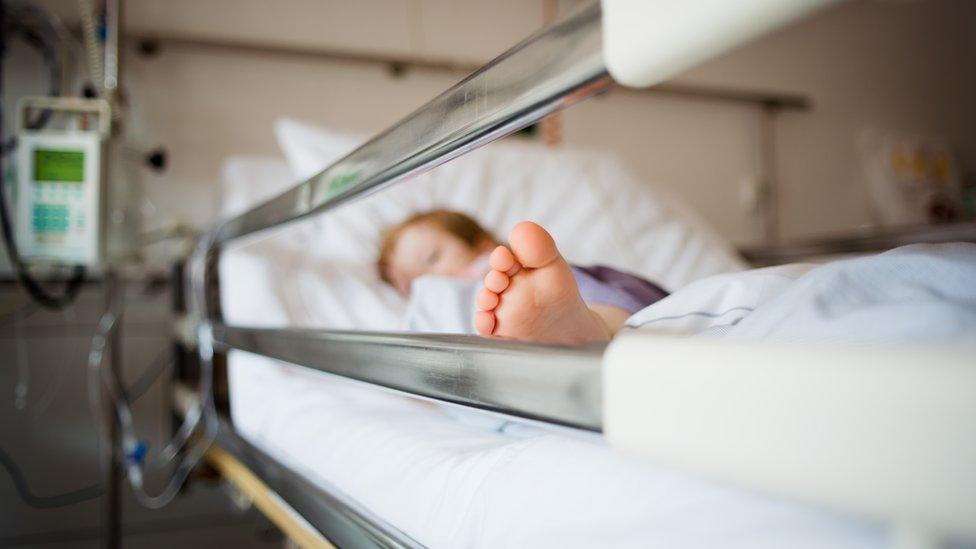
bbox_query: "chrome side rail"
[740,221,976,266]
[185,2,610,447]
[173,384,422,549]
[214,422,423,549]
[214,325,605,431]
[210,1,607,247]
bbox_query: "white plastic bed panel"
[603,334,976,542]
[601,0,842,88]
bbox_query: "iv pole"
[102,0,122,546]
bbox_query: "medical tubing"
[127,381,217,509]
[85,295,117,475]
[118,228,225,508]
[122,345,173,402]
[151,313,215,466]
[123,232,226,468]
[108,343,216,510]
[174,226,225,460]
[150,320,213,465]
[2,322,165,510]
[87,278,217,509]
[0,336,186,511]
[0,447,104,509]
[81,178,220,511]
[0,6,86,310]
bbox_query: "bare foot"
[474,221,610,344]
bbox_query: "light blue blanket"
[722,243,976,344]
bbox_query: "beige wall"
[680,0,976,241]
[15,0,976,250]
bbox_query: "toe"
[476,288,499,311]
[474,311,495,335]
[484,270,510,293]
[489,246,518,274]
[508,221,559,269]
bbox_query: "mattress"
[229,352,884,548]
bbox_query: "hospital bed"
[176,2,976,548]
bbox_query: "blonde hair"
[377,209,496,285]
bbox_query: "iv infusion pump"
[14,97,111,266]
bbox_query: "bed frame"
[178,2,976,548]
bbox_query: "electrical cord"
[0,0,86,311]
[0,0,64,157]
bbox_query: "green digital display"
[33,149,85,183]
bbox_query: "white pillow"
[219,155,297,218]
[219,119,746,330]
[272,117,744,291]
[219,155,320,257]
[219,154,406,329]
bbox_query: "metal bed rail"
[185,1,613,432]
[206,1,607,248]
[173,386,421,548]
[214,325,605,431]
[179,5,612,543]
[740,220,976,266]
[212,423,422,549]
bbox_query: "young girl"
[378,210,668,344]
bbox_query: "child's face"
[386,222,488,295]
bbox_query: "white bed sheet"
[230,352,884,549]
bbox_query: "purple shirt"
[571,265,669,314]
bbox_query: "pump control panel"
[14,97,110,266]
[16,131,103,265]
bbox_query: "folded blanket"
[626,243,976,343]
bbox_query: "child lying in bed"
[378,210,668,344]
